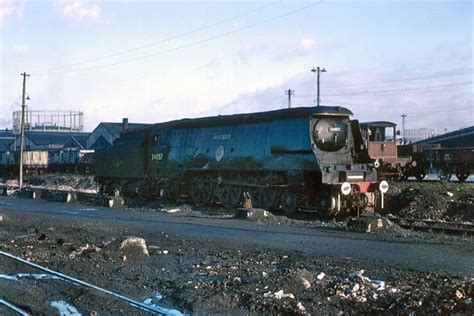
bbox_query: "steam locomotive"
[95,106,388,215]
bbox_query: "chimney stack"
[122,118,129,132]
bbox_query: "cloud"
[214,68,473,132]
[56,0,101,22]
[299,37,316,49]
[0,2,15,20]
[276,37,338,60]
[12,43,29,54]
[0,0,24,25]
[236,37,340,62]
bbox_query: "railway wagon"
[0,150,49,176]
[49,149,95,174]
[423,147,473,181]
[95,106,388,215]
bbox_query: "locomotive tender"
[95,106,388,215]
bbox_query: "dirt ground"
[385,181,474,222]
[0,211,472,315]
[1,175,473,313]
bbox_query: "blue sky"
[1,0,472,133]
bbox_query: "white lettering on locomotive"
[152,153,164,161]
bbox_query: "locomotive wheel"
[138,185,151,201]
[280,190,298,214]
[438,168,452,181]
[395,164,404,181]
[456,171,469,182]
[139,179,160,201]
[415,169,426,181]
[455,165,469,182]
[456,173,468,182]
[218,185,242,209]
[190,182,213,205]
[259,188,278,209]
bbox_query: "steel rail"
[0,251,183,316]
[0,298,31,316]
[390,217,474,236]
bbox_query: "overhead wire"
[293,81,473,97]
[33,1,322,76]
[324,99,472,113]
[407,107,473,118]
[31,1,280,74]
[323,68,474,89]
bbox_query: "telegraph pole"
[285,89,294,108]
[19,72,30,191]
[401,114,407,145]
[311,67,326,106]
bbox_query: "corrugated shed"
[412,126,474,148]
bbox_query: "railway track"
[2,184,473,238]
[0,184,124,208]
[1,298,30,316]
[390,217,474,236]
[0,251,183,315]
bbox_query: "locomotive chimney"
[122,118,129,132]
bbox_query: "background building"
[404,128,437,143]
[12,109,84,134]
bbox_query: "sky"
[1,0,472,134]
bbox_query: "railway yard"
[2,0,472,314]
[0,176,473,315]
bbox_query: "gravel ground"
[0,212,472,315]
[1,175,473,313]
[385,181,474,222]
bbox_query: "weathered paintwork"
[96,108,326,181]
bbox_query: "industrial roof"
[0,139,12,151]
[0,129,14,138]
[412,125,474,147]
[360,121,397,128]
[23,131,89,146]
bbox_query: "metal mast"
[401,114,407,144]
[285,89,294,108]
[19,72,30,192]
[311,67,326,106]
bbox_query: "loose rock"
[119,237,149,258]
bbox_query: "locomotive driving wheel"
[217,185,242,209]
[259,188,278,209]
[190,182,213,205]
[247,188,260,208]
[138,179,154,201]
[280,190,298,214]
